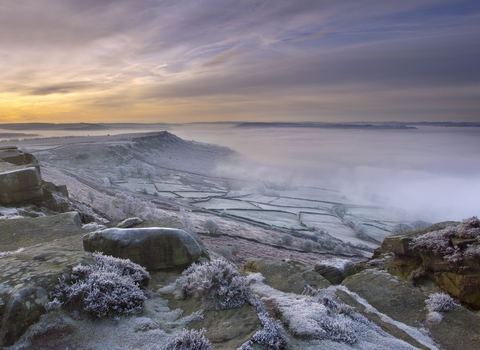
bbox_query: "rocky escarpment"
[360,217,480,308]
[0,146,68,211]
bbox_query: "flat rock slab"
[0,211,83,251]
[244,258,330,294]
[189,304,261,350]
[0,245,92,347]
[0,212,85,251]
[342,269,427,327]
[83,227,209,271]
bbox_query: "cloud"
[29,82,96,96]
[1,0,479,122]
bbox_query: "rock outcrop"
[0,146,68,210]
[363,218,480,308]
[314,258,356,284]
[340,269,480,350]
[0,245,93,347]
[83,227,209,271]
[243,258,330,293]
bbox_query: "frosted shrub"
[45,253,150,318]
[282,234,293,246]
[303,239,314,252]
[239,295,289,350]
[411,217,480,271]
[425,293,459,313]
[203,219,220,237]
[180,208,196,235]
[410,228,454,256]
[163,328,212,350]
[333,244,345,255]
[176,257,248,310]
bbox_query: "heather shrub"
[176,257,248,310]
[45,253,150,318]
[163,328,212,350]
[203,219,220,237]
[333,244,345,255]
[282,234,293,246]
[425,293,459,313]
[410,217,480,270]
[302,239,314,252]
[239,295,289,350]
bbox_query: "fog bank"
[170,124,480,222]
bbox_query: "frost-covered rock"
[0,245,93,347]
[117,217,143,228]
[342,269,427,327]
[83,227,209,271]
[314,259,356,285]
[244,259,330,294]
[0,165,43,205]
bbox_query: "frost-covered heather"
[425,293,459,313]
[177,257,248,310]
[410,216,480,269]
[179,208,196,235]
[246,274,434,349]
[239,294,289,350]
[45,253,150,318]
[424,292,459,325]
[203,219,220,236]
[0,247,25,258]
[163,328,212,350]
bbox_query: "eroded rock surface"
[0,245,93,347]
[244,258,330,293]
[83,227,209,271]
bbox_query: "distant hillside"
[234,122,417,130]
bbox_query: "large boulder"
[0,164,43,205]
[0,245,93,347]
[243,258,330,294]
[83,227,209,271]
[314,258,356,284]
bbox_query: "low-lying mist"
[170,124,480,222]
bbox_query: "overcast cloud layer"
[1,0,479,123]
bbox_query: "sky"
[1,0,479,124]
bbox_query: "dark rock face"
[0,246,93,347]
[83,228,210,271]
[244,258,330,293]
